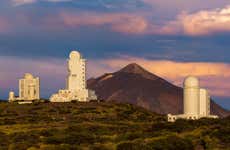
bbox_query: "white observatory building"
[50,50,97,102]
[8,73,40,104]
[168,76,218,122]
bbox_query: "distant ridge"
[88,63,230,117]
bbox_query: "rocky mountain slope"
[87,63,229,117]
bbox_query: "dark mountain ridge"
[88,63,229,117]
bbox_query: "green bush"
[0,132,9,150]
[211,126,230,143]
[64,132,97,145]
[148,135,194,150]
[116,141,148,150]
[43,135,64,144]
[10,132,40,144]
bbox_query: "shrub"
[211,126,230,143]
[10,132,40,144]
[116,141,148,150]
[43,135,64,144]
[63,132,96,145]
[148,135,194,150]
[0,132,9,149]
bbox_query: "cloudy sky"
[0,0,230,109]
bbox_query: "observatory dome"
[24,73,34,79]
[184,76,199,88]
[69,51,81,59]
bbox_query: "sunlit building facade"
[50,50,97,102]
[168,76,218,122]
[8,73,40,103]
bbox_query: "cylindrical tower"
[183,76,200,115]
[67,50,86,91]
[199,88,209,116]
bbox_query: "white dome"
[184,76,199,88]
[24,73,34,79]
[9,91,14,95]
[69,51,81,59]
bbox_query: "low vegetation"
[0,102,229,150]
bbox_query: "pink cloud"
[3,3,230,36]
[55,5,230,36]
[179,6,230,35]
[142,0,229,11]
[12,0,36,6]
[59,12,148,34]
[56,12,179,35]
[157,5,230,36]
[10,5,230,36]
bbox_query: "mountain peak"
[118,63,147,74]
[117,63,159,80]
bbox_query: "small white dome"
[69,50,81,59]
[24,73,34,79]
[184,76,199,88]
[9,91,14,95]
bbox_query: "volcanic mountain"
[87,63,229,117]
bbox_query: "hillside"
[87,63,229,117]
[0,102,229,150]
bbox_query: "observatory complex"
[8,73,40,104]
[50,50,97,102]
[168,76,218,122]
